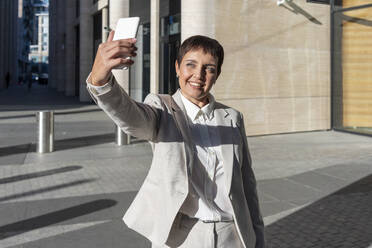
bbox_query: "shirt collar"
[179,90,215,121]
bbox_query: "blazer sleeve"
[238,112,266,248]
[87,76,163,141]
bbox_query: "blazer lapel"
[214,106,234,194]
[171,90,195,175]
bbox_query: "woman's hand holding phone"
[90,30,137,86]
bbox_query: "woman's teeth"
[189,82,203,87]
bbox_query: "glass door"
[332,0,372,135]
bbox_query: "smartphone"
[113,17,140,69]
[113,17,140,41]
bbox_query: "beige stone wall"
[182,0,331,136]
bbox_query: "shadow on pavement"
[0,199,117,240]
[0,191,148,248]
[266,174,372,248]
[0,166,82,184]
[0,133,146,162]
[5,219,150,248]
[0,178,96,202]
[0,144,32,164]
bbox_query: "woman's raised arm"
[87,31,162,142]
[90,30,137,86]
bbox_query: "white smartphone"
[113,17,140,69]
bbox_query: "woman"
[87,31,265,248]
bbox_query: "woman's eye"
[186,63,195,67]
[207,67,216,73]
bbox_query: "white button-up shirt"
[179,92,234,222]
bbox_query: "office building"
[49,0,372,136]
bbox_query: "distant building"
[30,0,49,44]
[28,0,48,77]
[28,12,49,74]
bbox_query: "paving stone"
[258,178,323,205]
[260,201,298,218]
[287,170,348,193]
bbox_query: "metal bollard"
[36,111,54,153]
[115,125,131,145]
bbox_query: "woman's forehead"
[183,48,217,62]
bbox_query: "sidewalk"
[1,83,372,247]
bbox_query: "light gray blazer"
[88,77,265,248]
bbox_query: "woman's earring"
[176,74,179,78]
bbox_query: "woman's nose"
[193,68,205,80]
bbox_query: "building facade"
[0,0,49,89]
[48,0,372,136]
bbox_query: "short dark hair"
[177,35,224,76]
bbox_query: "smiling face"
[175,48,219,108]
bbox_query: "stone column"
[102,6,109,42]
[65,0,76,96]
[56,1,66,92]
[2,0,10,89]
[0,0,5,89]
[6,0,12,84]
[49,0,57,88]
[16,0,23,85]
[181,0,215,41]
[8,0,14,85]
[150,0,160,94]
[109,0,129,92]
[12,0,18,84]
[79,0,94,102]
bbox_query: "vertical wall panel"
[79,0,94,101]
